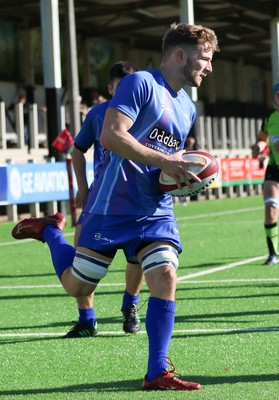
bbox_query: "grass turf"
[0,195,279,399]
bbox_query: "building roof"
[0,0,277,69]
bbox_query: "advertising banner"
[0,157,265,206]
[220,157,265,187]
[5,162,94,205]
[0,166,8,204]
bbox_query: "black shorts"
[265,164,279,183]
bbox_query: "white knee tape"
[264,197,279,207]
[72,252,110,284]
[141,245,179,274]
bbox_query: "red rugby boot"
[12,212,67,241]
[142,358,201,391]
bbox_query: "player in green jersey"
[252,82,279,265]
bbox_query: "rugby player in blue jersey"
[12,23,219,390]
[64,61,143,338]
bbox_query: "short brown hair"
[110,61,140,82]
[162,23,219,56]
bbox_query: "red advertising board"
[220,157,265,186]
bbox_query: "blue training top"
[74,101,110,180]
[84,69,196,217]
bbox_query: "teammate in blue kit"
[64,61,143,338]
[12,23,219,390]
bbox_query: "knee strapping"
[72,251,110,284]
[264,197,279,207]
[141,245,179,274]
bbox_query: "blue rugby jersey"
[84,69,196,217]
[74,101,110,180]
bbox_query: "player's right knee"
[72,251,111,285]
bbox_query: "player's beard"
[183,58,201,88]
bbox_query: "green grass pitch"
[0,195,278,399]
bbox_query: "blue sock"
[122,290,140,309]
[79,308,96,327]
[42,225,75,280]
[145,297,176,382]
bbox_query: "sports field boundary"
[177,255,267,280]
[1,325,279,338]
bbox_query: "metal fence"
[0,101,48,150]
[0,105,264,220]
[0,102,262,156]
[196,115,262,155]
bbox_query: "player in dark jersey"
[252,82,279,265]
[64,61,143,338]
[12,23,219,391]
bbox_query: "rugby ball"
[159,150,219,197]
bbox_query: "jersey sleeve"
[74,102,108,152]
[109,72,151,122]
[260,111,272,133]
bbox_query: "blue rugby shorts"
[77,213,182,263]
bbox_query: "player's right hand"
[161,150,203,190]
[75,187,89,208]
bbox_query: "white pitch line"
[1,276,278,290]
[0,284,63,289]
[176,206,262,221]
[178,278,279,283]
[0,283,125,290]
[0,206,269,290]
[0,232,74,246]
[0,257,272,290]
[177,255,267,281]
[0,207,262,247]
[1,326,279,338]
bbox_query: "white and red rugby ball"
[159,150,219,197]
